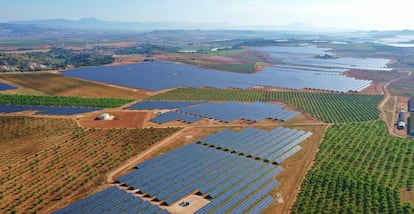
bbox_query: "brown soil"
[360,81,384,95]
[78,111,147,128]
[344,70,403,83]
[401,189,414,205]
[0,72,149,99]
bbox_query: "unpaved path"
[106,127,191,183]
[378,76,404,137]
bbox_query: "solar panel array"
[252,46,392,71]
[147,101,300,123]
[62,61,374,92]
[151,111,202,124]
[53,186,169,214]
[0,104,102,115]
[118,142,282,212]
[176,101,299,123]
[0,82,16,91]
[124,100,206,110]
[57,126,310,213]
[200,126,312,164]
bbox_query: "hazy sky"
[1,0,413,30]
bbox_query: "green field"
[0,94,133,108]
[147,88,383,123]
[292,121,414,213]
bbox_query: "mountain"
[6,18,349,32]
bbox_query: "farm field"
[147,88,383,123]
[292,121,414,213]
[0,94,133,108]
[0,72,150,99]
[0,116,179,213]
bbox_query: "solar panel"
[0,82,16,91]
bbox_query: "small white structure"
[97,113,110,120]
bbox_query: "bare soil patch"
[168,194,210,214]
[360,81,384,95]
[78,111,147,128]
[263,124,327,214]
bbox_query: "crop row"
[0,94,133,108]
[0,116,179,213]
[292,121,414,213]
[147,88,383,123]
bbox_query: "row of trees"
[0,116,180,213]
[292,121,414,213]
[147,88,383,123]
[0,94,133,108]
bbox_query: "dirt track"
[378,76,405,137]
[106,127,191,183]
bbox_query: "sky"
[1,0,414,30]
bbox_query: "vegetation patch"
[207,63,256,73]
[292,121,414,213]
[0,48,114,72]
[147,88,383,123]
[0,116,180,213]
[0,94,133,108]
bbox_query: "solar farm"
[251,46,392,71]
[56,126,312,213]
[63,60,374,92]
[125,101,299,124]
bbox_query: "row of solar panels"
[0,104,102,115]
[200,126,312,164]
[0,82,16,91]
[251,46,392,71]
[118,142,281,213]
[54,186,169,214]
[151,111,202,124]
[62,61,373,92]
[124,101,206,110]
[144,101,299,124]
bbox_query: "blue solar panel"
[151,111,202,124]
[53,186,169,214]
[203,127,312,164]
[0,104,102,115]
[246,195,275,214]
[0,82,16,91]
